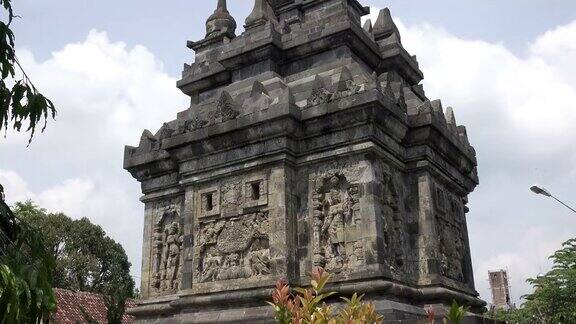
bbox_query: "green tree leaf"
[0,0,56,144]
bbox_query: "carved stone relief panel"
[194,211,271,283]
[435,185,467,283]
[438,220,466,282]
[435,186,446,213]
[375,161,414,278]
[309,160,368,274]
[148,197,184,296]
[192,171,273,288]
[305,68,366,108]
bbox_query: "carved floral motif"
[308,86,333,107]
[331,79,363,101]
[306,71,364,108]
[177,91,240,134]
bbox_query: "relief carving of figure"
[312,173,361,273]
[163,222,184,291]
[383,172,399,211]
[322,176,351,270]
[151,207,183,295]
[219,253,248,280]
[249,249,270,276]
[200,252,222,283]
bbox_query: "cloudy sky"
[1,0,575,305]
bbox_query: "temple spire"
[217,0,226,10]
[245,0,278,30]
[205,0,237,39]
[373,8,401,43]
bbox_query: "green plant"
[269,267,383,324]
[443,300,469,324]
[13,201,136,322]
[13,201,135,296]
[0,200,56,323]
[0,0,57,320]
[0,0,56,144]
[490,238,576,324]
[104,279,132,324]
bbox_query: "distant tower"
[489,270,513,310]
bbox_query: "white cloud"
[0,169,38,203]
[1,170,93,217]
[530,20,576,85]
[367,9,576,304]
[37,178,95,216]
[0,30,188,278]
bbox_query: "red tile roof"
[53,288,135,324]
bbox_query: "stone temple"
[124,0,489,322]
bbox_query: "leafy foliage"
[491,238,576,323]
[443,300,469,324]
[269,267,384,324]
[12,201,135,298]
[0,0,58,321]
[0,198,56,323]
[0,0,56,144]
[104,279,132,324]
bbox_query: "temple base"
[128,291,500,324]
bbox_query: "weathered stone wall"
[124,0,487,322]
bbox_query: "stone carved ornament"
[311,173,363,274]
[177,90,240,134]
[438,194,467,282]
[150,207,183,294]
[368,160,412,277]
[380,170,407,273]
[306,68,365,108]
[195,211,271,283]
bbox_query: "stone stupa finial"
[205,0,237,39]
